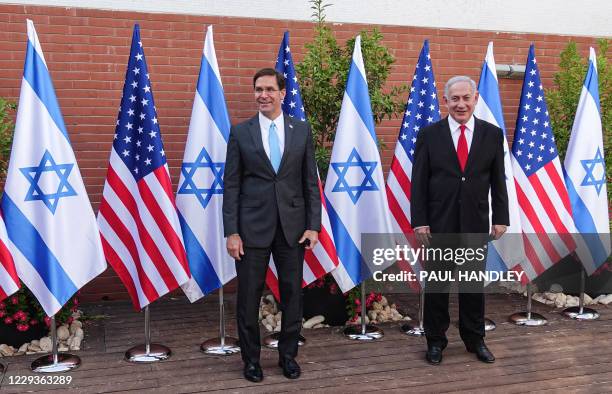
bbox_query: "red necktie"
[457,124,468,172]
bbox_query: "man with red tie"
[411,76,509,365]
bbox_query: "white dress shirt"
[448,115,475,153]
[259,112,285,160]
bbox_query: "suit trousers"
[422,235,487,349]
[235,222,304,365]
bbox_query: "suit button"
[461,177,466,181]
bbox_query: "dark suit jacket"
[223,114,321,248]
[411,116,509,233]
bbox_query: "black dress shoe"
[466,342,495,363]
[243,362,263,382]
[425,346,443,365]
[278,358,301,379]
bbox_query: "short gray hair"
[444,76,477,97]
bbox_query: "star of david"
[178,147,225,209]
[20,149,77,214]
[331,148,379,204]
[580,148,606,196]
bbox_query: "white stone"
[565,295,579,307]
[265,314,275,326]
[403,316,412,321]
[372,302,383,311]
[381,296,388,307]
[274,312,282,322]
[583,293,594,305]
[74,327,84,340]
[265,294,276,304]
[69,336,82,351]
[69,320,83,334]
[303,315,325,329]
[264,323,273,332]
[368,310,378,321]
[595,294,612,305]
[0,344,15,356]
[549,283,563,293]
[18,343,29,353]
[27,343,41,352]
[71,310,82,319]
[57,325,70,341]
[39,337,53,352]
[58,344,69,352]
[532,293,548,305]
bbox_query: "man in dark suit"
[223,68,320,382]
[411,76,509,365]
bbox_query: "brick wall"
[0,4,602,302]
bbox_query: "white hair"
[444,76,477,97]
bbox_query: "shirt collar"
[259,112,284,130]
[448,115,475,133]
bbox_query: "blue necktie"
[268,122,281,172]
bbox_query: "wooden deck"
[1,292,611,393]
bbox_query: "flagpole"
[31,315,80,373]
[343,281,383,340]
[562,267,599,320]
[125,305,171,362]
[508,283,547,326]
[401,287,425,336]
[200,286,241,355]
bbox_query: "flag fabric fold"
[563,47,611,274]
[265,31,340,299]
[325,35,394,293]
[1,19,106,316]
[177,26,236,302]
[474,42,526,273]
[97,24,190,310]
[385,40,440,291]
[510,44,576,282]
[0,213,19,301]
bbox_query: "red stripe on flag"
[138,170,189,274]
[543,162,573,217]
[305,250,325,279]
[514,181,562,264]
[317,225,339,268]
[390,158,412,201]
[528,171,571,236]
[0,241,18,285]
[99,198,159,303]
[153,164,179,210]
[521,233,546,280]
[265,269,280,301]
[386,183,413,234]
[107,166,179,291]
[100,234,152,310]
[0,287,7,301]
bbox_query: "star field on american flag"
[398,40,441,162]
[275,31,306,121]
[114,37,166,181]
[511,45,556,176]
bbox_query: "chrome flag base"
[125,343,171,363]
[508,312,548,326]
[343,324,384,341]
[32,353,81,373]
[263,333,306,349]
[201,337,241,355]
[401,323,425,337]
[562,306,600,321]
[485,318,497,331]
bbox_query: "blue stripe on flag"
[584,62,601,114]
[178,213,222,295]
[478,65,506,131]
[1,194,78,305]
[485,243,508,273]
[196,56,230,143]
[23,40,70,143]
[345,60,376,144]
[564,172,609,265]
[324,194,367,285]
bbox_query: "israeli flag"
[563,48,610,274]
[474,42,525,273]
[177,26,235,302]
[325,36,394,292]
[1,20,106,316]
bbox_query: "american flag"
[0,213,19,301]
[265,31,339,299]
[97,24,191,310]
[510,44,576,282]
[386,40,440,290]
